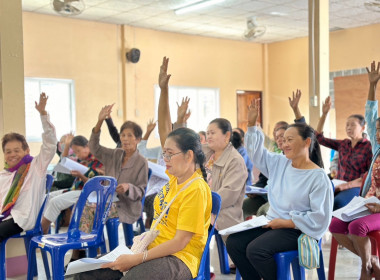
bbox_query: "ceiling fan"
[51,0,85,16]
[243,17,266,40]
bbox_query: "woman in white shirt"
[0,93,56,241]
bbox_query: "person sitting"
[232,128,253,186]
[0,93,56,242]
[77,106,149,233]
[74,56,211,280]
[329,61,380,280]
[226,99,333,280]
[41,135,103,234]
[198,131,207,144]
[316,96,372,210]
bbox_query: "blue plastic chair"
[26,176,117,280]
[106,168,152,249]
[0,174,53,280]
[214,230,230,274]
[193,192,222,280]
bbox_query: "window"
[24,78,76,142]
[154,85,220,133]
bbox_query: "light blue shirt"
[245,126,333,240]
[365,100,379,154]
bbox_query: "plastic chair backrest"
[30,174,54,235]
[67,176,117,240]
[195,192,222,279]
[141,168,152,207]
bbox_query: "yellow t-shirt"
[148,169,212,278]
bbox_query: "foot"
[371,256,380,279]
[360,266,373,280]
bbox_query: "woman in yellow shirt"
[75,57,211,280]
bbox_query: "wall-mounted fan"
[243,17,266,40]
[51,0,85,16]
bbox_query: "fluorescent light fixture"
[269,11,287,16]
[174,0,225,15]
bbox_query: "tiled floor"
[8,229,362,280]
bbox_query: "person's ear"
[186,150,194,162]
[305,138,311,149]
[225,131,231,143]
[26,148,30,154]
[136,137,142,144]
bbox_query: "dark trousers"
[0,218,23,242]
[333,187,360,210]
[226,227,302,280]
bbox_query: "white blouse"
[0,115,57,231]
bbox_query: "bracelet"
[142,250,148,263]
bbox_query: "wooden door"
[237,91,262,132]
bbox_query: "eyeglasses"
[162,151,183,161]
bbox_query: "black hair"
[2,133,29,152]
[210,118,232,135]
[120,121,143,139]
[231,131,243,149]
[287,123,324,168]
[233,127,245,138]
[70,136,88,147]
[376,117,380,124]
[348,114,366,127]
[167,127,207,181]
[275,121,289,128]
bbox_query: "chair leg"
[106,218,120,251]
[317,248,326,280]
[41,250,51,280]
[26,242,38,280]
[123,223,134,247]
[0,239,7,280]
[235,268,241,280]
[291,257,305,280]
[204,249,211,280]
[51,250,66,280]
[274,254,291,280]
[214,232,230,274]
[328,237,338,280]
[137,217,145,233]
[23,237,38,277]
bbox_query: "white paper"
[331,179,347,187]
[148,161,169,181]
[145,161,169,196]
[65,244,133,276]
[0,215,4,218]
[53,157,89,175]
[218,215,271,235]
[246,186,268,195]
[332,196,380,222]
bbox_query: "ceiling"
[21,0,380,43]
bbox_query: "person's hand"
[177,97,191,123]
[247,99,260,127]
[247,194,257,199]
[322,96,331,115]
[146,119,157,133]
[35,92,48,115]
[102,254,140,272]
[288,89,302,111]
[116,183,129,194]
[330,170,337,179]
[71,170,84,180]
[365,203,380,214]
[263,218,294,229]
[98,104,114,122]
[366,61,380,85]
[64,132,74,146]
[159,56,171,89]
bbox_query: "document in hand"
[245,186,268,195]
[332,196,380,222]
[218,215,270,235]
[53,157,89,175]
[65,244,133,276]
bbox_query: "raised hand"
[366,61,380,85]
[322,96,331,115]
[35,92,48,115]
[159,56,171,89]
[177,97,191,123]
[247,99,260,127]
[146,119,157,133]
[64,132,74,146]
[98,104,114,122]
[288,89,302,111]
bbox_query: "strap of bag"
[150,177,201,231]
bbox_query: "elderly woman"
[81,106,149,229]
[0,93,56,241]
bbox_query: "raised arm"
[61,132,74,158]
[105,116,121,145]
[175,97,191,127]
[316,96,331,133]
[94,104,114,134]
[288,89,303,121]
[142,119,157,141]
[157,57,172,148]
[366,60,380,101]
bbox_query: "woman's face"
[282,127,309,161]
[274,128,286,150]
[71,144,90,160]
[4,140,29,169]
[206,123,230,152]
[120,128,140,153]
[346,117,364,139]
[163,137,190,177]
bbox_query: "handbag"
[297,233,320,269]
[131,177,201,254]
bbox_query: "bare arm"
[366,61,380,101]
[316,96,331,133]
[158,57,172,148]
[94,104,114,134]
[142,119,157,141]
[175,97,191,127]
[61,133,74,158]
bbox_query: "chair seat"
[32,232,99,250]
